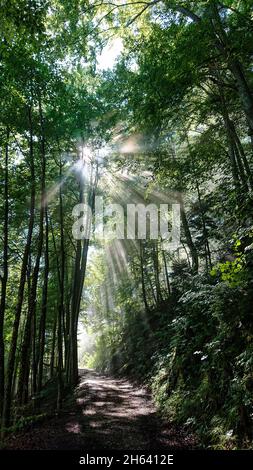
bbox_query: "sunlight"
[78,321,96,367]
[72,158,86,183]
[97,38,123,70]
[3,0,251,455]
[42,181,63,207]
[71,144,93,183]
[81,145,92,162]
[119,135,142,154]
[42,161,77,206]
[42,144,95,208]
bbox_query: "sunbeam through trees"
[1,0,253,459]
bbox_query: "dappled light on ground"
[3,370,197,450]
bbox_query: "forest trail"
[3,369,196,450]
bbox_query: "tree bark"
[68,163,98,386]
[196,183,212,270]
[50,313,57,380]
[139,241,149,311]
[17,99,46,404]
[179,197,199,273]
[152,240,163,304]
[209,1,253,135]
[0,129,9,417]
[2,106,36,430]
[171,1,253,135]
[57,159,65,410]
[162,248,171,295]
[57,303,63,411]
[37,207,49,392]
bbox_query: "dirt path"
[3,369,196,450]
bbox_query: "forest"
[1,0,253,454]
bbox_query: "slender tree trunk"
[50,313,57,380]
[49,219,63,403]
[0,130,9,417]
[37,207,49,392]
[181,241,191,269]
[223,108,249,193]
[57,303,63,411]
[17,99,46,404]
[68,177,84,386]
[2,107,35,430]
[64,265,71,380]
[234,131,253,189]
[139,241,149,311]
[209,1,253,135]
[175,2,253,135]
[224,114,253,191]
[162,248,171,295]
[196,183,212,270]
[68,238,81,386]
[179,197,199,273]
[59,159,66,365]
[152,240,163,304]
[68,164,98,386]
[145,265,157,305]
[17,239,43,404]
[55,158,66,410]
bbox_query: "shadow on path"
[3,369,197,450]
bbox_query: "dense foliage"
[82,0,253,448]
[0,0,103,431]
[1,0,253,449]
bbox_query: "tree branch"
[174,6,201,23]
[126,0,160,26]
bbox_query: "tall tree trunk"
[17,99,46,404]
[49,220,63,404]
[68,173,83,387]
[68,163,98,386]
[139,241,149,311]
[179,196,199,273]
[59,159,65,364]
[224,113,253,191]
[57,303,63,411]
[196,183,212,270]
[209,1,253,135]
[57,159,65,410]
[162,248,171,295]
[233,131,253,189]
[2,107,35,430]
[37,207,49,392]
[64,264,71,379]
[50,313,57,380]
[0,129,9,417]
[174,1,253,135]
[223,110,252,195]
[68,237,81,386]
[152,240,163,304]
